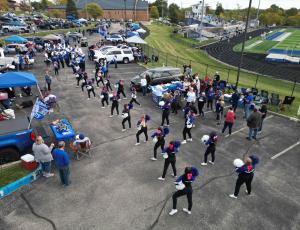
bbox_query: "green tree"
[66,0,78,19]
[41,0,48,10]
[259,12,284,26]
[0,0,8,11]
[150,5,159,19]
[150,0,168,18]
[285,8,298,17]
[215,2,224,16]
[31,1,42,11]
[50,9,65,18]
[168,3,182,23]
[83,3,103,19]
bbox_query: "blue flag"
[31,99,49,120]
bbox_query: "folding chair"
[270,97,281,112]
[282,96,295,111]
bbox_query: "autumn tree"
[83,3,103,19]
[150,5,159,19]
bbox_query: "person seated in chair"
[70,133,91,153]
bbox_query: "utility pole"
[236,0,252,88]
[198,0,205,41]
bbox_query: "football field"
[233,28,300,56]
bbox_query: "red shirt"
[225,111,235,123]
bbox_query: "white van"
[94,48,134,64]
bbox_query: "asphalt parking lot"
[0,32,300,230]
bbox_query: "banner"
[30,99,49,120]
[98,25,107,37]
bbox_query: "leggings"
[96,78,104,87]
[122,117,131,129]
[207,100,213,110]
[130,98,140,105]
[81,82,87,92]
[161,111,170,126]
[172,187,193,211]
[183,127,192,140]
[154,139,165,158]
[162,159,176,178]
[204,145,216,163]
[234,173,254,196]
[88,89,96,98]
[111,102,119,115]
[136,126,148,143]
[101,97,109,106]
[118,89,126,98]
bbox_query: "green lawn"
[0,164,30,188]
[144,23,300,118]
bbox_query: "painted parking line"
[225,115,274,138]
[271,141,300,160]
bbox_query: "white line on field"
[271,141,300,159]
[225,115,274,138]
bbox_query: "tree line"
[149,1,300,26]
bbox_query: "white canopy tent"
[125,36,147,44]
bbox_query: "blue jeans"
[58,167,70,186]
[41,161,51,174]
[248,128,258,140]
[141,86,147,96]
[244,104,250,119]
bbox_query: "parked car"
[131,67,183,91]
[81,37,88,47]
[4,44,28,54]
[106,34,124,43]
[66,31,83,39]
[94,48,134,64]
[1,22,29,33]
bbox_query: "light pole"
[235,0,252,88]
[124,0,127,36]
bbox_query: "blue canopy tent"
[4,35,28,44]
[0,72,37,88]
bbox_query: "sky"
[148,0,300,10]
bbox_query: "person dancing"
[181,110,195,144]
[135,114,150,145]
[121,103,133,131]
[150,127,169,161]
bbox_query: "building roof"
[76,0,148,10]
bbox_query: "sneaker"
[169,209,178,216]
[229,194,237,199]
[150,157,157,161]
[87,98,90,100]
[135,142,140,146]
[76,86,79,88]
[208,161,214,165]
[122,129,126,132]
[187,138,193,142]
[44,173,54,178]
[201,162,207,166]
[101,106,105,109]
[123,97,127,99]
[158,177,165,181]
[171,173,177,177]
[143,140,147,143]
[109,115,113,117]
[182,208,191,215]
[181,140,187,144]
[245,190,251,195]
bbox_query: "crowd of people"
[30,35,266,216]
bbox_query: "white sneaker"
[182,208,191,215]
[245,190,251,195]
[181,140,187,144]
[44,173,54,178]
[101,106,105,108]
[229,194,237,199]
[135,142,140,146]
[87,98,90,100]
[208,161,214,165]
[109,115,113,117]
[187,138,193,142]
[158,177,165,181]
[171,173,177,177]
[150,157,157,161]
[169,209,178,216]
[143,140,147,143]
[122,129,126,132]
[201,162,207,166]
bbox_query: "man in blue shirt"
[52,141,71,186]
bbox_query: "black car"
[131,67,183,91]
